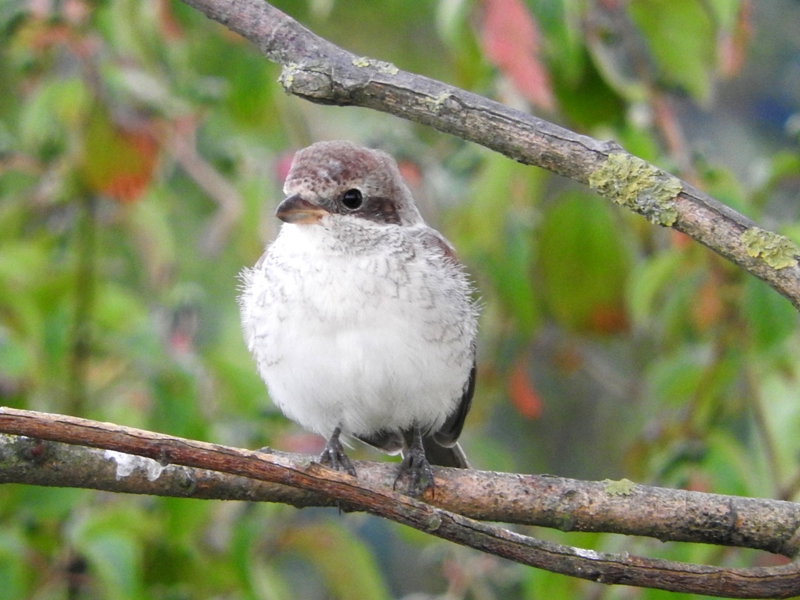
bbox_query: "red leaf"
[509,357,543,419]
[670,230,693,249]
[156,0,184,40]
[101,130,158,203]
[588,304,629,335]
[275,151,295,183]
[82,110,159,203]
[480,0,555,110]
[718,0,752,79]
[691,275,724,332]
[396,159,422,188]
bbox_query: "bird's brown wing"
[434,358,475,448]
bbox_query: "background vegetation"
[1,0,800,598]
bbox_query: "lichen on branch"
[589,154,682,227]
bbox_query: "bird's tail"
[422,438,469,469]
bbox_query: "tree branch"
[179,0,800,310]
[3,428,800,556]
[3,408,800,598]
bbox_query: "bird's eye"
[341,189,363,210]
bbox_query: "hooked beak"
[275,195,328,225]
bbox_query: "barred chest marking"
[239,218,477,438]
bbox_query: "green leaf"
[0,240,50,295]
[81,532,144,600]
[151,369,207,440]
[0,328,31,379]
[230,505,293,600]
[644,345,710,408]
[702,430,759,497]
[94,283,149,336]
[436,0,471,50]
[281,522,390,600]
[553,51,626,129]
[450,152,515,252]
[0,527,30,600]
[487,216,539,334]
[124,189,178,288]
[743,277,797,351]
[528,0,585,86]
[629,0,716,102]
[225,52,278,129]
[538,192,632,333]
[696,160,751,217]
[706,0,742,30]
[754,151,800,208]
[757,369,800,482]
[627,250,685,327]
[449,152,542,334]
[767,151,800,182]
[69,503,157,600]
[17,76,91,155]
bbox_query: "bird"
[238,140,479,495]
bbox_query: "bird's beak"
[275,195,328,225]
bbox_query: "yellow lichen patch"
[741,227,800,269]
[589,154,682,227]
[603,478,636,496]
[351,57,399,75]
[279,63,299,88]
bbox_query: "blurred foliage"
[1,0,800,598]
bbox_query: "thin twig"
[169,121,242,256]
[68,195,97,414]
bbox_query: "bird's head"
[277,141,423,228]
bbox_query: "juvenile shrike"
[239,140,479,495]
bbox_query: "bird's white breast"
[239,220,477,441]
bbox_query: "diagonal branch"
[3,428,800,556]
[179,0,800,309]
[169,119,243,256]
[2,407,800,598]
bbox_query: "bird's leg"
[394,425,434,497]
[319,426,357,477]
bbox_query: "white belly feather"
[239,221,476,440]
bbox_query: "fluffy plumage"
[239,141,479,493]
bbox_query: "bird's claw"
[394,444,434,497]
[319,432,357,477]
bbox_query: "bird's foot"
[394,437,434,497]
[319,427,357,477]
